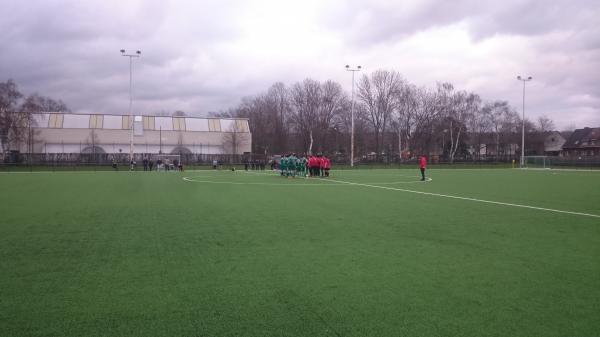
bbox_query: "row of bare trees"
[2,75,559,162]
[222,70,557,162]
[1,79,70,155]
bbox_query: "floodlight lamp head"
[528,76,532,80]
[136,50,141,55]
[120,49,125,53]
[345,65,350,68]
[357,65,362,69]
[517,75,522,80]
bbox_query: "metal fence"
[2,152,599,172]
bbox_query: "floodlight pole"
[516,75,532,167]
[121,49,141,162]
[346,65,361,167]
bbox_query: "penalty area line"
[325,178,600,219]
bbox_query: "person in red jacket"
[419,155,427,181]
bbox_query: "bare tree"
[315,80,347,153]
[234,95,274,154]
[334,95,367,156]
[410,86,440,156]
[21,93,70,113]
[208,110,234,118]
[222,122,249,159]
[357,70,403,159]
[439,84,480,163]
[289,79,321,154]
[483,101,514,157]
[0,80,24,154]
[537,115,555,133]
[267,82,290,153]
[393,82,419,158]
[468,101,492,159]
[1,80,73,157]
[220,72,526,162]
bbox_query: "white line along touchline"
[324,178,600,219]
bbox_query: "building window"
[173,117,186,131]
[134,116,143,136]
[122,116,132,130]
[208,119,221,132]
[235,119,249,132]
[143,116,155,130]
[89,115,103,128]
[48,114,64,128]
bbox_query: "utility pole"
[516,75,532,167]
[120,49,141,163]
[345,65,361,167]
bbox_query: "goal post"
[522,156,549,169]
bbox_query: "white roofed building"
[20,113,251,156]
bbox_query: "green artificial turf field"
[1,168,599,337]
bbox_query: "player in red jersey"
[323,155,331,177]
[419,155,427,181]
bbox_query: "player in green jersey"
[287,154,297,177]
[279,155,287,176]
[297,155,307,177]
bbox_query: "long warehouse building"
[20,112,251,155]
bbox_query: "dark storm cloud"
[322,0,599,44]
[319,0,600,127]
[0,0,598,127]
[0,0,243,115]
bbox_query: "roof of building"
[30,112,250,133]
[40,111,249,121]
[562,127,600,149]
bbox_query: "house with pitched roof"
[561,127,600,157]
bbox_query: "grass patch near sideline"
[1,168,599,336]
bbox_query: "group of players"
[279,154,331,178]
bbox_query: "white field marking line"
[0,169,241,175]
[369,178,432,184]
[517,168,600,173]
[184,171,429,186]
[242,169,425,180]
[182,176,340,186]
[329,168,513,174]
[241,170,280,176]
[240,169,431,184]
[0,170,146,174]
[323,178,600,219]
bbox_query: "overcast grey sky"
[1,0,598,128]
